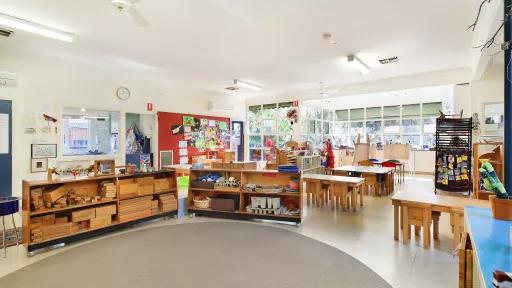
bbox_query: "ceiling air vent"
[0,28,12,38]
[379,57,399,64]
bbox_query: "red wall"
[157,112,230,165]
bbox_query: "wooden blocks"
[137,177,154,196]
[55,216,68,224]
[89,215,112,229]
[119,181,138,199]
[151,200,159,213]
[30,188,44,210]
[154,178,171,193]
[101,181,116,198]
[43,185,68,204]
[118,196,152,222]
[71,208,96,222]
[42,214,55,226]
[95,204,117,217]
[158,193,177,212]
[42,222,77,240]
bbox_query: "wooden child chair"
[401,201,432,248]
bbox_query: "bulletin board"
[157,112,230,165]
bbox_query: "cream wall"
[452,63,504,140]
[0,51,245,198]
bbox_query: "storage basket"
[193,197,211,209]
[191,180,215,190]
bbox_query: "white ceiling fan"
[111,0,148,27]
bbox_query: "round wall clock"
[116,87,131,100]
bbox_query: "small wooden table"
[332,166,395,195]
[302,174,365,210]
[391,191,490,249]
[372,161,405,183]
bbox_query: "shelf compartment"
[29,199,118,216]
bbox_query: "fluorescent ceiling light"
[234,79,262,91]
[0,12,73,42]
[347,55,370,74]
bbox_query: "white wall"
[0,50,245,198]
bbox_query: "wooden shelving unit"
[472,142,504,200]
[188,168,302,223]
[22,170,178,253]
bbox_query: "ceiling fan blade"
[127,7,148,27]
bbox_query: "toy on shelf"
[479,162,508,199]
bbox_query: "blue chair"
[0,197,19,257]
[368,158,380,163]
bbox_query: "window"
[384,119,400,134]
[247,103,294,160]
[248,106,262,134]
[336,109,349,121]
[402,119,420,134]
[62,108,119,156]
[422,102,441,148]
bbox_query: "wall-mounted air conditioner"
[0,72,18,87]
[208,101,234,111]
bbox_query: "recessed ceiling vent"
[224,86,239,91]
[0,28,12,38]
[379,57,399,64]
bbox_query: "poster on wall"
[208,119,216,127]
[183,116,194,126]
[200,118,208,126]
[219,121,228,131]
[31,144,57,159]
[171,125,183,135]
[178,140,188,148]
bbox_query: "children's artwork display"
[158,112,230,164]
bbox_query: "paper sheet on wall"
[179,157,188,164]
[178,141,188,148]
[179,148,188,156]
[0,114,9,154]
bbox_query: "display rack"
[22,170,178,253]
[296,155,322,174]
[472,142,504,199]
[435,117,472,194]
[188,168,302,223]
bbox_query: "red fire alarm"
[147,103,153,112]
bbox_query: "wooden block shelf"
[188,169,302,224]
[22,170,178,253]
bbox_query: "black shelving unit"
[435,117,472,194]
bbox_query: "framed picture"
[31,144,57,159]
[93,160,115,176]
[31,158,48,173]
[483,102,504,133]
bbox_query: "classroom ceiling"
[0,0,477,98]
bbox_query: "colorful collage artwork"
[176,116,230,151]
[436,154,469,186]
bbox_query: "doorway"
[0,99,12,197]
[231,121,244,161]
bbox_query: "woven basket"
[255,187,282,194]
[193,197,211,209]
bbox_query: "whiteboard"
[0,114,8,154]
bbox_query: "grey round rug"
[0,222,391,288]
